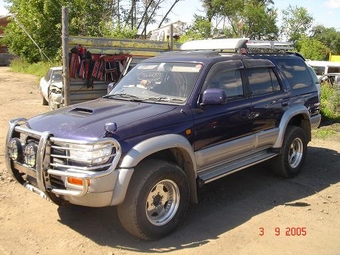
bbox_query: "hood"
[27,98,179,140]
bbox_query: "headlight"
[8,138,22,161]
[24,142,38,167]
[68,143,113,165]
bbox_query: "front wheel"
[42,96,48,106]
[117,159,190,240]
[271,126,308,178]
[48,91,61,111]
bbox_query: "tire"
[42,96,48,106]
[117,159,190,240]
[271,126,308,178]
[48,91,60,111]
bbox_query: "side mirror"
[200,88,227,106]
[107,82,116,93]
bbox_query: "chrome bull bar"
[5,118,121,199]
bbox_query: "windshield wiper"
[143,96,185,103]
[103,93,142,101]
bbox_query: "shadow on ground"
[57,145,340,253]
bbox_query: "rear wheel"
[271,126,307,178]
[117,159,190,240]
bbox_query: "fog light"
[24,142,38,168]
[8,138,22,161]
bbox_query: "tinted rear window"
[274,58,312,89]
[248,67,281,96]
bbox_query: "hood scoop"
[69,107,94,116]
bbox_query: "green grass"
[9,59,61,78]
[313,129,337,139]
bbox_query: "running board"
[197,150,277,187]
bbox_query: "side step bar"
[197,150,278,187]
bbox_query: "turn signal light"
[67,177,90,186]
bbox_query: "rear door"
[243,59,287,148]
[192,60,253,168]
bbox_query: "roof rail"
[180,38,294,52]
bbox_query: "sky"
[160,0,340,30]
[1,0,340,31]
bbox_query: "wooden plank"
[68,36,181,54]
[62,7,70,105]
[68,36,170,50]
[74,47,165,57]
[69,79,108,105]
[70,91,106,103]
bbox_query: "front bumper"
[310,113,322,129]
[49,91,63,104]
[5,118,133,207]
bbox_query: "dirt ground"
[0,66,339,255]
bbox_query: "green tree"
[280,5,314,47]
[311,25,340,55]
[4,0,167,62]
[179,15,212,42]
[2,0,63,62]
[67,0,113,37]
[201,0,278,39]
[3,0,115,62]
[3,0,184,62]
[298,36,330,60]
[240,1,278,40]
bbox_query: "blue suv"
[5,38,321,240]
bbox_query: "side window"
[311,66,325,76]
[275,58,312,89]
[328,66,340,73]
[270,69,281,92]
[203,60,244,98]
[44,69,52,81]
[248,67,281,96]
[209,69,243,98]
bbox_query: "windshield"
[51,70,63,83]
[107,62,202,104]
[311,66,325,76]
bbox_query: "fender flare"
[273,105,311,148]
[119,134,198,203]
[120,134,197,171]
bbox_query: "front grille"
[49,175,64,189]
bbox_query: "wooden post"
[61,6,70,106]
[169,24,173,51]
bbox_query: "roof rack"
[180,38,294,52]
[180,38,249,51]
[246,40,294,50]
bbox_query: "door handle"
[240,110,250,118]
[281,100,290,107]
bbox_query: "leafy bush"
[320,83,340,121]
